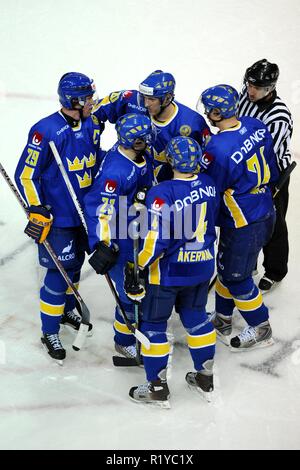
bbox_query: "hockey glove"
[124,262,146,303]
[88,241,119,275]
[24,205,53,243]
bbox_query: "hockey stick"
[133,221,142,362]
[208,160,298,293]
[0,161,90,351]
[112,220,145,366]
[273,160,297,197]
[49,141,150,350]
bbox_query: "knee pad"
[44,269,75,294]
[179,308,208,330]
[222,276,255,299]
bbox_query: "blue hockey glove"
[124,262,146,303]
[24,205,53,243]
[88,241,119,275]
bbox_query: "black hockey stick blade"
[112,355,144,367]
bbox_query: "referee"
[238,59,293,292]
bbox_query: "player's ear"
[163,93,173,107]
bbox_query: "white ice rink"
[0,0,300,450]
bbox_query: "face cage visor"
[76,81,98,107]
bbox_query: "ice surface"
[0,0,300,450]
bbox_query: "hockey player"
[15,72,101,362]
[198,84,279,351]
[238,59,293,292]
[93,70,210,181]
[84,113,154,360]
[124,136,219,407]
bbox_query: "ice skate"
[230,321,274,351]
[115,343,137,359]
[186,360,214,403]
[212,312,232,346]
[61,310,93,336]
[41,333,66,365]
[112,342,144,367]
[129,369,170,408]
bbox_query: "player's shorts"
[217,211,275,282]
[38,226,88,270]
[141,281,210,323]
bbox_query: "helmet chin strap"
[155,94,174,118]
[208,115,223,127]
[70,98,86,120]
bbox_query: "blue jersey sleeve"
[190,114,211,151]
[15,125,52,206]
[93,90,144,124]
[201,140,235,192]
[84,162,123,250]
[138,185,172,268]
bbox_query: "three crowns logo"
[67,153,96,171]
[76,172,92,188]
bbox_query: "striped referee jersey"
[238,86,293,172]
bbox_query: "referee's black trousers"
[262,177,290,281]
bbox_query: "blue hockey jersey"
[201,116,279,229]
[138,174,219,286]
[15,111,102,227]
[84,144,154,254]
[93,90,210,179]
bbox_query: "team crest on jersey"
[200,152,214,169]
[122,90,133,100]
[179,125,192,137]
[202,128,211,144]
[152,197,165,211]
[104,179,117,193]
[109,91,121,103]
[32,131,43,146]
[91,114,99,125]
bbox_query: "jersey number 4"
[186,201,208,250]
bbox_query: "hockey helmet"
[115,113,153,148]
[139,70,175,102]
[244,59,279,88]
[199,84,239,119]
[165,136,202,173]
[58,72,95,109]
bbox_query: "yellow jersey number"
[99,197,115,215]
[246,146,271,187]
[186,201,208,250]
[25,148,40,167]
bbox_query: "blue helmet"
[165,136,202,173]
[115,113,153,148]
[139,70,175,102]
[58,72,95,109]
[199,84,239,119]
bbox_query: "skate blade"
[41,342,64,366]
[216,331,231,346]
[187,384,213,403]
[112,355,143,367]
[129,396,171,409]
[229,337,275,352]
[54,359,64,366]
